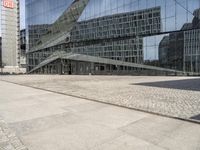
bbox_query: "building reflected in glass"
[26,0,200,75]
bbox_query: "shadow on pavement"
[133,78,200,92]
[191,114,200,121]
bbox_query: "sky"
[20,0,25,29]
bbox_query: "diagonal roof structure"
[28,51,186,75]
[28,0,89,53]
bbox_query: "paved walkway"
[0,118,27,150]
[1,75,200,122]
[0,80,200,150]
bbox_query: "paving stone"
[0,78,200,150]
[1,75,200,121]
[0,119,27,150]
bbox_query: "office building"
[26,0,162,74]
[183,9,200,73]
[184,29,200,73]
[159,8,200,74]
[26,0,200,75]
[26,0,90,72]
[0,0,20,73]
[70,7,161,64]
[159,36,169,67]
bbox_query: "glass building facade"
[20,29,26,68]
[26,0,200,75]
[70,7,161,64]
[0,0,20,72]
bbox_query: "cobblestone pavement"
[1,75,200,122]
[0,117,27,150]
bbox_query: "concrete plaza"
[1,75,200,122]
[0,75,200,150]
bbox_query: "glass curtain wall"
[26,0,200,75]
[25,0,73,50]
[78,0,200,73]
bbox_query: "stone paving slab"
[0,80,200,150]
[0,117,27,150]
